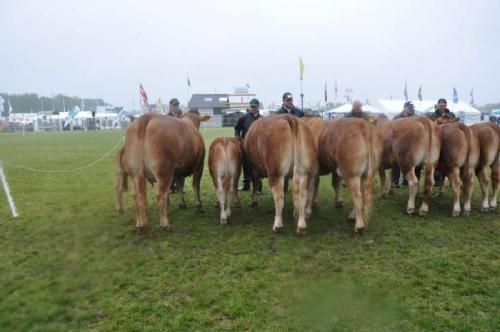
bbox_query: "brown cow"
[377,116,441,216]
[437,122,480,216]
[301,117,344,208]
[317,118,383,233]
[244,114,318,234]
[470,122,499,211]
[116,111,207,233]
[208,137,243,224]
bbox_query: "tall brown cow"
[377,117,441,216]
[116,111,207,233]
[244,114,318,234]
[301,117,342,208]
[317,118,383,233]
[470,122,499,211]
[437,122,480,216]
[208,137,242,224]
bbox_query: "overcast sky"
[1,0,499,108]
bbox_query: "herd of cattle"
[115,110,499,235]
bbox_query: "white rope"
[0,137,124,174]
[0,165,19,217]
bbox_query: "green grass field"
[0,129,498,331]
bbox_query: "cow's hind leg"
[116,168,127,214]
[419,163,434,216]
[312,174,320,208]
[405,167,418,215]
[477,166,490,211]
[379,167,387,198]
[192,163,204,213]
[216,175,227,224]
[156,176,172,230]
[448,167,461,217]
[176,177,187,209]
[131,174,148,234]
[332,172,344,208]
[346,176,364,234]
[490,161,499,210]
[250,171,260,208]
[462,167,475,216]
[269,176,285,233]
[293,173,309,235]
[226,175,236,221]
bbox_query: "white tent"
[375,99,482,124]
[323,103,382,119]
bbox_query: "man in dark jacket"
[235,98,262,191]
[394,101,416,119]
[427,98,456,186]
[427,98,456,122]
[392,101,421,187]
[276,92,304,117]
[168,98,182,117]
[168,98,184,192]
[344,100,369,120]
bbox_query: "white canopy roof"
[326,103,382,114]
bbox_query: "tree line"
[0,93,110,116]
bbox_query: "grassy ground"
[0,128,498,331]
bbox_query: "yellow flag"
[299,57,305,80]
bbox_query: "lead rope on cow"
[0,136,124,173]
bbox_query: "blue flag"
[453,87,458,103]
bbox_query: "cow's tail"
[115,146,128,213]
[284,116,301,215]
[362,123,377,225]
[457,123,472,184]
[223,140,231,192]
[416,117,434,163]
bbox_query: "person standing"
[392,101,421,187]
[277,92,304,117]
[168,98,184,192]
[428,98,456,122]
[344,100,369,120]
[168,98,182,117]
[427,98,456,186]
[235,98,262,191]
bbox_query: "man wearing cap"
[235,98,262,191]
[394,101,416,119]
[427,98,456,187]
[427,98,456,122]
[277,92,304,118]
[392,101,421,187]
[167,98,184,192]
[168,98,182,118]
[344,100,369,120]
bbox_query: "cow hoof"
[196,206,204,214]
[407,208,415,215]
[335,201,344,209]
[312,202,318,209]
[179,203,187,209]
[137,226,146,235]
[296,227,307,236]
[418,209,428,217]
[462,210,470,217]
[159,225,171,232]
[452,211,460,218]
[250,202,258,208]
[220,218,228,225]
[355,227,365,235]
[273,226,284,234]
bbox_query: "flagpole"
[300,78,304,111]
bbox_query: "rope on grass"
[0,137,124,174]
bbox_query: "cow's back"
[470,123,500,167]
[143,116,205,178]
